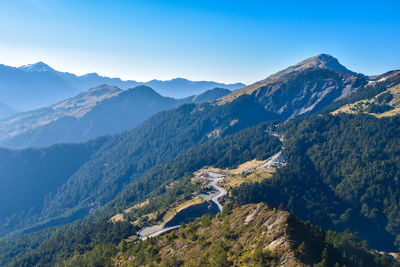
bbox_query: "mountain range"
[1,54,400,266]
[0,62,245,111]
[0,86,231,148]
[0,54,369,149]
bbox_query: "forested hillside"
[0,85,232,149]
[61,204,394,267]
[0,94,273,239]
[325,70,400,113]
[2,54,400,266]
[231,113,400,251]
[0,137,109,236]
[2,121,282,266]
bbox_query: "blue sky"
[0,0,399,84]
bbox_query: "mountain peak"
[86,84,121,96]
[297,53,351,73]
[82,73,101,78]
[263,54,358,82]
[306,53,338,65]
[20,62,54,72]
[126,85,161,97]
[312,53,335,60]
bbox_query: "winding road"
[140,226,180,240]
[202,172,227,212]
[137,132,284,239]
[138,172,227,239]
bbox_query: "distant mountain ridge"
[179,87,231,104]
[145,78,241,98]
[0,94,270,237]
[0,54,370,146]
[0,62,245,110]
[0,85,231,148]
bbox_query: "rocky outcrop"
[219,54,368,120]
[252,68,366,120]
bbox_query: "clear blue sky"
[0,0,399,84]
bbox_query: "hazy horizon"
[1,0,399,84]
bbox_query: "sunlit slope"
[217,54,367,120]
[333,75,400,117]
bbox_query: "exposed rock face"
[118,203,316,266]
[116,203,393,266]
[219,54,368,120]
[262,53,360,82]
[252,68,366,120]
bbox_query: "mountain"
[0,85,177,148]
[109,203,393,267]
[332,70,400,117]
[253,68,366,120]
[9,203,395,266]
[0,63,77,111]
[2,54,400,266]
[231,113,400,251]
[0,94,272,237]
[219,54,367,120]
[0,62,244,111]
[0,102,17,120]
[178,87,231,104]
[145,78,242,98]
[6,55,363,146]
[0,85,231,149]
[0,138,109,236]
[19,62,56,73]
[263,53,360,82]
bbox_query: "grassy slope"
[333,83,400,117]
[64,203,394,267]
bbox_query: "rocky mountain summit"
[220,54,368,120]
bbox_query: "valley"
[130,133,286,240]
[0,86,233,149]
[1,54,400,267]
[2,1,400,265]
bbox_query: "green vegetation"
[221,67,366,120]
[119,120,282,225]
[10,221,134,267]
[231,113,400,251]
[3,120,281,266]
[3,67,400,266]
[63,204,394,267]
[325,71,400,113]
[41,95,272,223]
[116,120,281,209]
[0,137,109,236]
[347,100,394,114]
[0,94,271,239]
